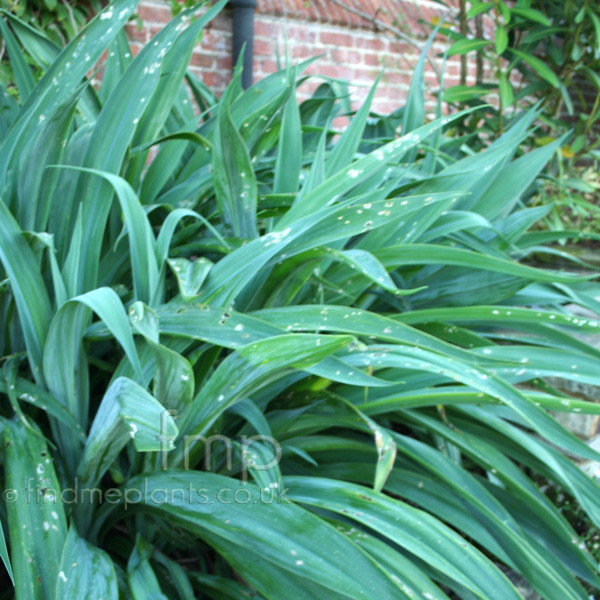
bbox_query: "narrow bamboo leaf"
[0,0,137,195]
[461,406,600,528]
[286,476,521,600]
[56,527,119,600]
[443,85,491,102]
[274,79,302,194]
[448,38,491,55]
[403,25,441,137]
[376,244,594,283]
[296,246,420,295]
[467,2,493,18]
[589,9,600,53]
[77,377,178,489]
[395,305,600,333]
[372,344,600,462]
[129,301,194,412]
[128,537,168,600]
[326,74,381,176]
[126,0,227,186]
[167,257,213,300]
[123,472,406,599]
[57,166,160,307]
[510,7,551,26]
[511,49,560,88]
[335,396,396,493]
[62,8,184,297]
[0,18,35,101]
[0,202,52,384]
[280,106,480,226]
[42,286,143,479]
[498,71,514,108]
[212,68,258,238]
[495,26,508,55]
[100,29,132,103]
[179,334,355,442]
[4,418,68,600]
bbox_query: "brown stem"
[475,13,484,85]
[492,0,503,134]
[459,0,467,85]
[328,0,442,79]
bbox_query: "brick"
[254,39,275,56]
[319,64,354,80]
[216,55,233,70]
[330,49,361,63]
[137,3,172,24]
[130,43,143,58]
[190,52,214,68]
[354,67,380,82]
[320,31,354,47]
[126,0,550,122]
[355,36,387,51]
[126,23,147,43]
[363,52,381,67]
[254,19,276,38]
[258,58,279,74]
[292,45,313,59]
[383,71,410,85]
[202,71,228,89]
[287,25,318,43]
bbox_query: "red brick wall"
[128,0,494,115]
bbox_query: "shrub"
[0,1,600,598]
[435,0,600,159]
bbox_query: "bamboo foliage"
[0,2,599,598]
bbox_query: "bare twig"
[329,0,441,79]
[459,0,467,85]
[475,13,483,85]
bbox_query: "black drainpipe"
[229,0,257,89]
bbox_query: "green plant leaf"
[498,71,514,107]
[448,38,491,56]
[286,476,521,599]
[120,471,408,599]
[510,49,560,88]
[3,419,67,600]
[443,85,493,102]
[495,26,508,54]
[510,7,551,26]
[77,377,178,489]
[212,67,258,238]
[56,527,119,599]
